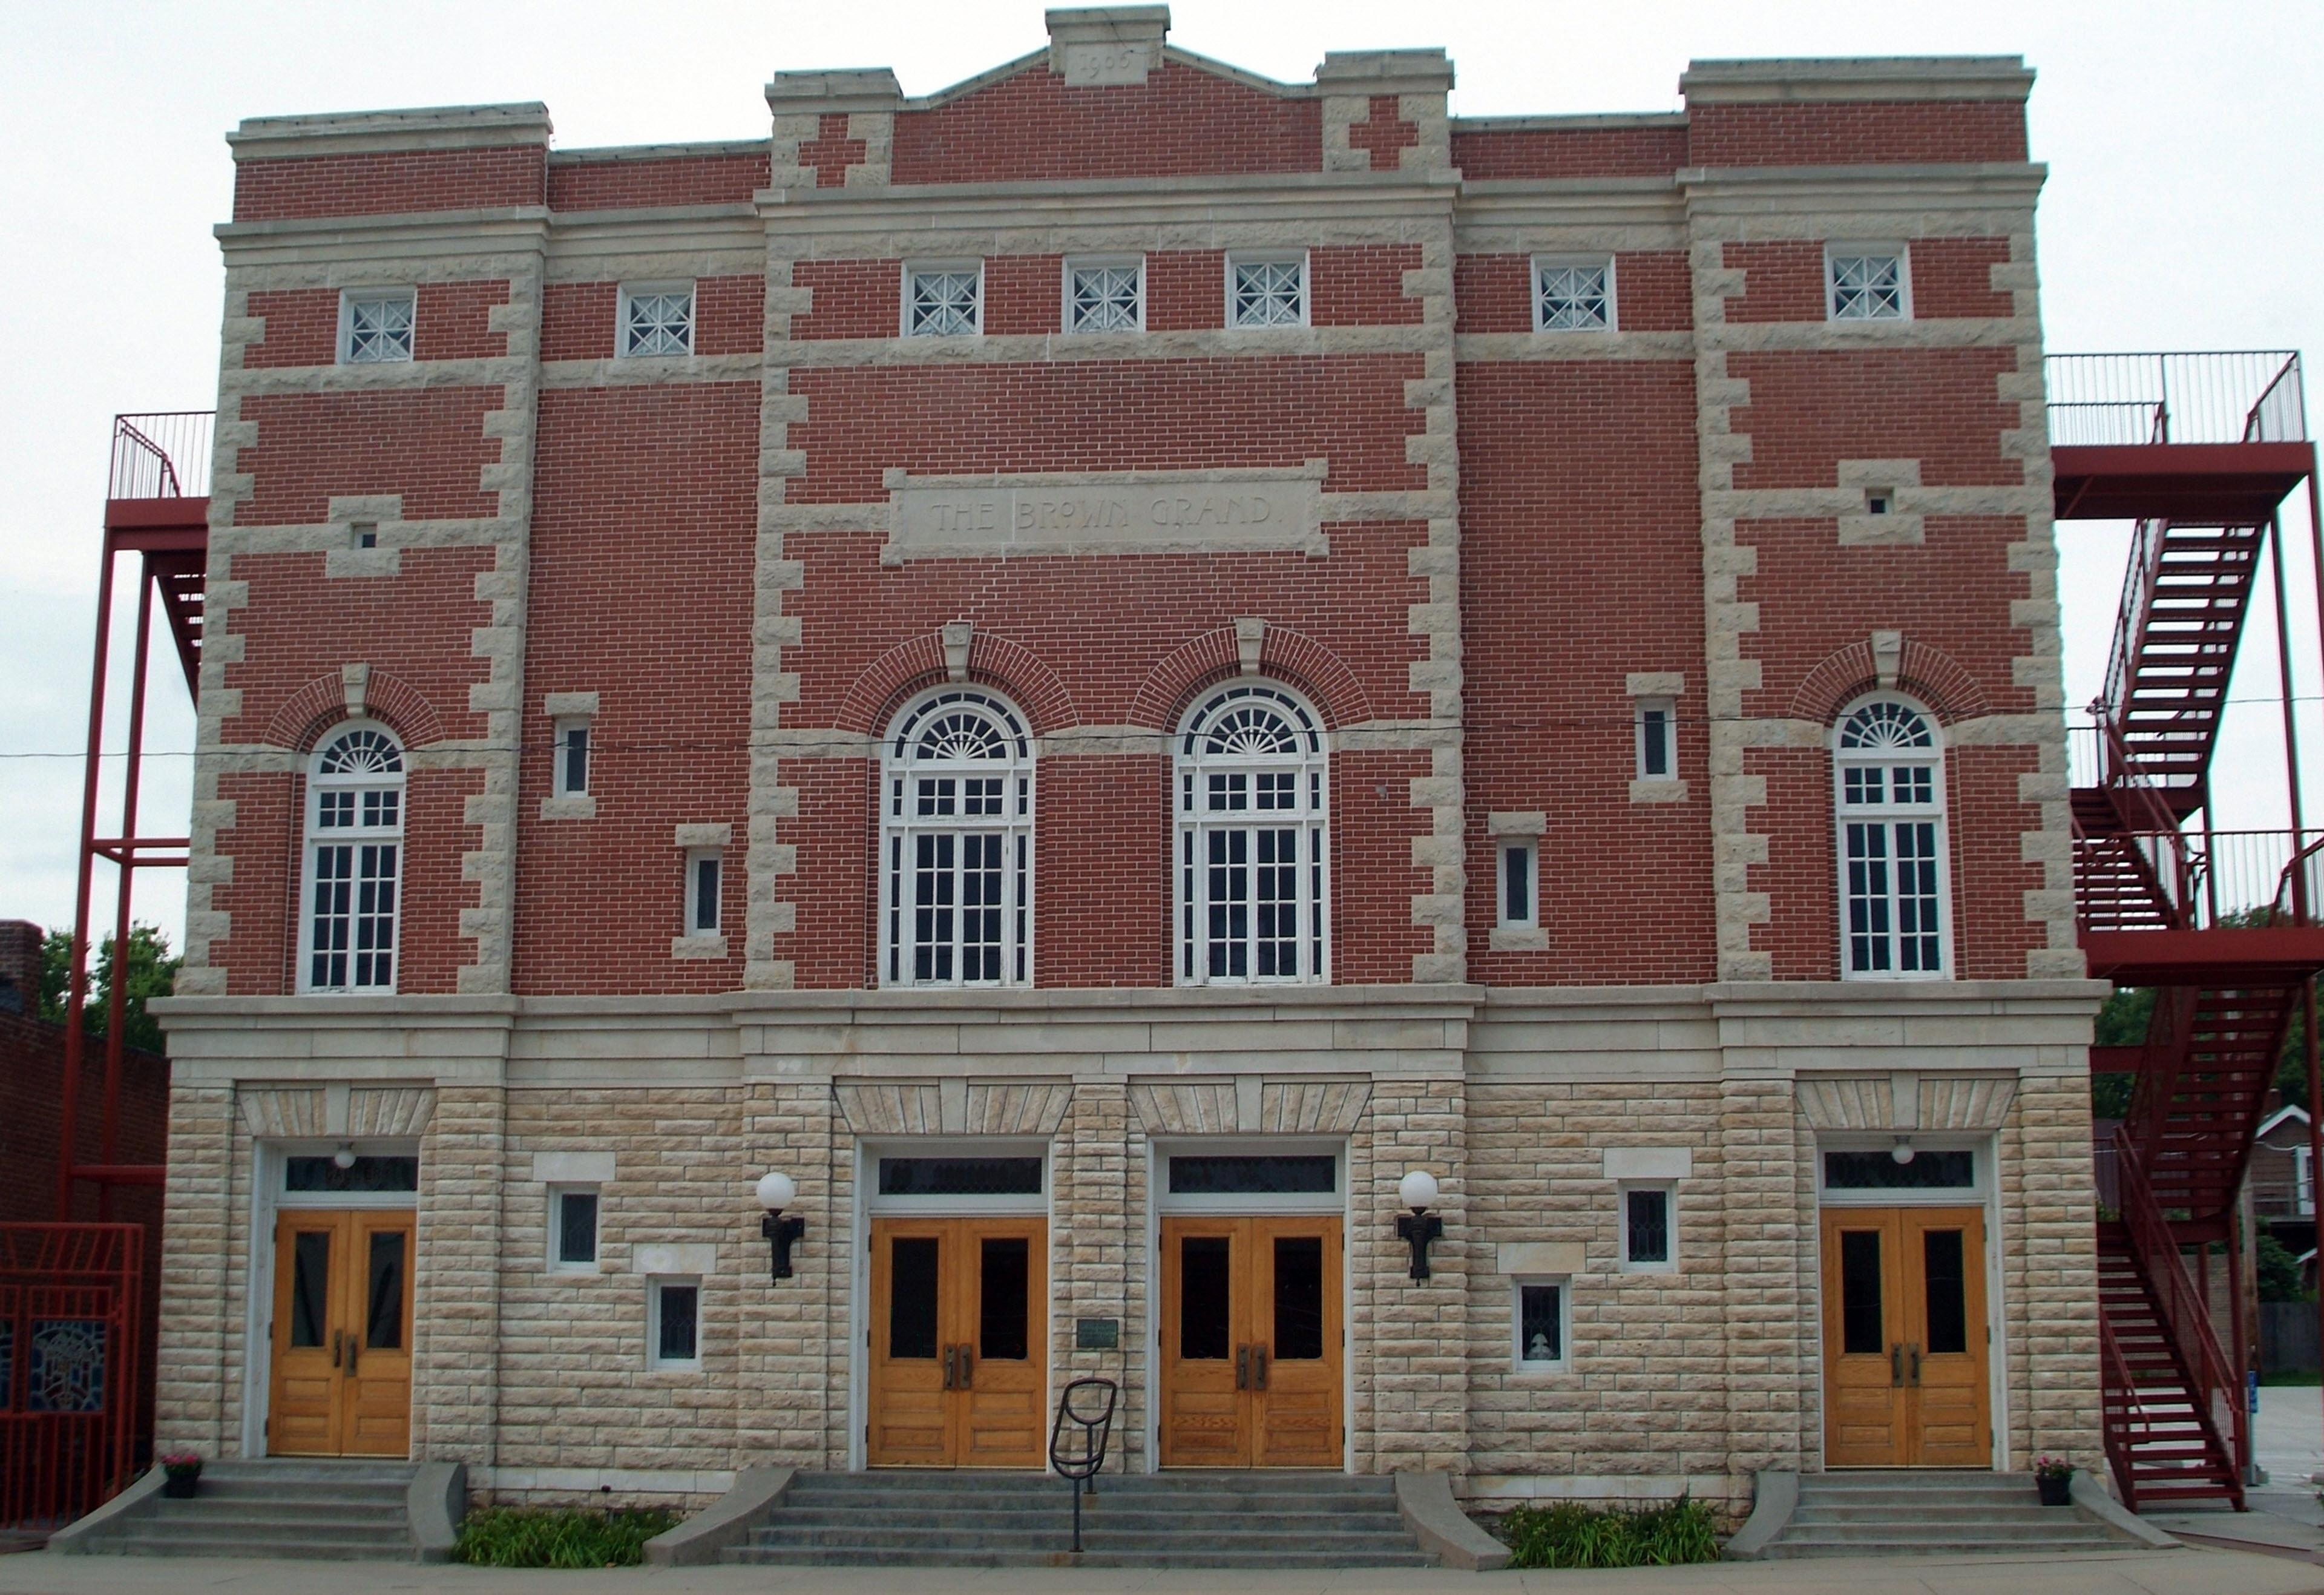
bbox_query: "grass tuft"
[451,1505,681,1568]
[1495,1497,1722,1569]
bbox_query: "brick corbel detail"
[261,668,447,751]
[833,630,1080,735]
[1787,636,1991,727]
[1128,623,1373,731]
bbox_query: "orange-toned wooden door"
[1820,1206,1989,1467]
[1159,1215,1342,1468]
[867,1217,1046,1467]
[269,1211,415,1457]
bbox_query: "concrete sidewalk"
[1,1548,2322,1595]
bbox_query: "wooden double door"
[268,1210,415,1456]
[867,1217,1047,1467]
[1820,1206,1990,1467]
[1159,1215,1342,1467]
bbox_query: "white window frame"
[548,1185,602,1274]
[2300,1144,2316,1218]
[1635,698,1677,782]
[1531,255,1616,333]
[1834,695,1951,981]
[684,847,723,936]
[552,717,591,798]
[298,722,404,995]
[1511,1276,1571,1373]
[1618,1183,1677,1274]
[902,261,984,338]
[617,281,695,357]
[879,688,1035,989]
[338,289,415,365]
[1175,682,1330,986]
[646,1275,702,1370]
[1225,252,1309,329]
[1496,839,1538,930]
[1063,255,1144,334]
[1827,245,1911,323]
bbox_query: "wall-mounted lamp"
[1394,1169,1443,1281]
[1891,1137,1916,1166]
[757,1170,805,1283]
[332,1143,357,1171]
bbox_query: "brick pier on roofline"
[149,6,2099,1515]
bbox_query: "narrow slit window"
[649,1278,700,1368]
[686,850,722,935]
[1498,840,1537,929]
[1636,700,1676,780]
[552,1188,600,1271]
[554,720,591,797]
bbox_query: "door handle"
[1235,1344,1250,1390]
[942,1345,956,1389]
[1890,1343,1902,1387]
[332,1330,344,1370]
[347,1336,359,1377]
[1253,1346,1269,1391]
[958,1346,973,1389]
[1908,1344,1921,1386]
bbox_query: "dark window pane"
[0,1319,12,1410]
[1642,708,1670,777]
[284,1155,418,1193]
[1179,1236,1231,1361]
[1167,1156,1336,1195]
[563,726,589,793]
[1273,1237,1324,1360]
[1840,1229,1884,1355]
[979,1238,1030,1361]
[290,1231,330,1348]
[1923,1229,1968,1355]
[1519,1284,1561,1362]
[1824,1150,1974,1191]
[366,1231,405,1350]
[888,1238,939,1360]
[1626,1189,1670,1264]
[557,1191,599,1266]
[877,1157,1043,1197]
[694,858,720,932]
[657,1283,698,1363]
[1503,844,1531,922]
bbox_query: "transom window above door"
[1176,683,1328,985]
[881,689,1034,987]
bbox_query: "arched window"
[881,689,1033,987]
[301,724,404,993]
[1834,697,1948,979]
[1176,682,1328,984]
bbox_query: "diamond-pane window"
[1830,253,1906,321]
[908,269,981,337]
[343,293,414,364]
[1069,263,1141,332]
[1535,261,1612,331]
[622,288,694,357]
[1229,258,1305,327]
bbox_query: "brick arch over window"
[834,630,1079,737]
[1129,625,1371,732]
[264,670,447,752]
[1788,637,1990,728]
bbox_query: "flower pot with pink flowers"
[159,1452,203,1499]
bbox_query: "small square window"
[1497,840,1537,929]
[1534,258,1613,332]
[1864,488,1894,516]
[1066,259,1142,333]
[648,1277,700,1369]
[340,291,415,364]
[1514,1279,1567,1369]
[349,522,379,550]
[1636,699,1676,780]
[686,850,722,934]
[1621,1186,1674,1271]
[1829,250,1908,321]
[550,1186,599,1271]
[554,720,591,798]
[620,285,694,357]
[1227,255,1307,328]
[906,265,982,337]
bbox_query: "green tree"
[2259,1232,2311,1303]
[2090,987,2153,1120]
[35,923,181,1056]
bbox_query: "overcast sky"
[1,1,2318,950]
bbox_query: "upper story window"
[1635,699,1676,780]
[1534,258,1614,332]
[554,719,591,797]
[906,264,982,337]
[1227,254,1307,329]
[619,284,694,357]
[340,291,415,364]
[882,689,1033,987]
[301,725,403,993]
[1177,683,1328,985]
[1828,249,1909,321]
[1834,697,1948,979]
[1066,258,1143,333]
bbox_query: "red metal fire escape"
[2055,353,2324,1511]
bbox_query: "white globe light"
[1891,1140,1916,1166]
[756,1170,797,1211]
[332,1145,357,1170]
[1399,1169,1439,1209]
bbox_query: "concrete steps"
[70,1461,420,1561]
[1764,1472,2148,1559]
[724,1470,1437,1568]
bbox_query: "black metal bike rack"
[1048,1376,1118,1554]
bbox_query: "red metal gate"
[0,1225,143,1530]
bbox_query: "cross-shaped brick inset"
[1348,95,1417,172]
[798,113,867,189]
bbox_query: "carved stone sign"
[882,465,1328,564]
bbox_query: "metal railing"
[0,1225,144,1531]
[2075,827,2320,930]
[107,412,212,501]
[2096,1311,2144,1508]
[2045,351,2307,447]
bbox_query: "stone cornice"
[229,103,553,160]
[1679,57,2034,105]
